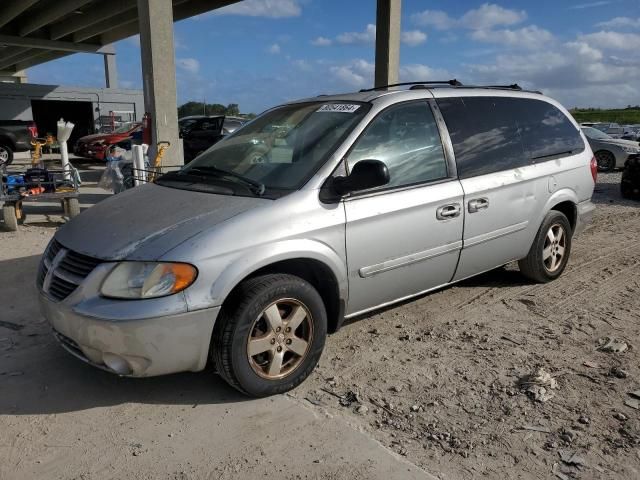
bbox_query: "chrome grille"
[38,240,102,302]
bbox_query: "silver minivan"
[38,82,596,397]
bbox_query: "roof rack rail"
[488,84,521,90]
[359,79,463,92]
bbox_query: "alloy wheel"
[0,147,9,165]
[596,151,615,171]
[247,298,314,380]
[543,223,566,273]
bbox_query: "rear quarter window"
[437,96,585,179]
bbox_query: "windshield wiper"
[531,150,575,161]
[186,166,265,195]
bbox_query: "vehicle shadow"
[593,172,640,208]
[0,254,247,415]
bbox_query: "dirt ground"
[297,171,640,479]
[1,166,639,479]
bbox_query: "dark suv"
[0,120,38,167]
[180,116,245,162]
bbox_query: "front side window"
[167,102,369,196]
[346,101,448,189]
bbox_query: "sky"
[27,0,640,114]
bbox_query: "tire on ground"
[0,144,14,168]
[212,273,327,397]
[518,210,572,283]
[595,150,615,172]
[2,204,18,231]
[66,198,81,218]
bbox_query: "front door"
[343,100,464,315]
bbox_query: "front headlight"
[101,262,198,299]
[621,145,640,154]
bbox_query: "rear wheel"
[63,198,80,218]
[595,150,616,172]
[519,211,572,283]
[2,203,18,231]
[0,144,13,168]
[212,274,327,397]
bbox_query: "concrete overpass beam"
[137,0,181,167]
[104,51,118,89]
[374,0,401,88]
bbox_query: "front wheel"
[595,150,616,172]
[519,211,572,283]
[212,274,327,397]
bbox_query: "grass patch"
[570,108,640,125]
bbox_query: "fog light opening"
[102,353,133,375]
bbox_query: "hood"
[593,137,640,147]
[55,183,269,261]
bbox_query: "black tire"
[595,150,616,172]
[518,210,572,283]
[66,198,80,218]
[0,144,13,168]
[2,203,18,231]
[212,273,327,397]
[621,181,633,199]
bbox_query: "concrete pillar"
[137,0,181,167]
[374,0,401,88]
[103,52,118,88]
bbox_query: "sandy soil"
[1,170,638,479]
[297,171,640,479]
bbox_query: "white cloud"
[412,4,526,31]
[329,59,375,88]
[176,58,200,74]
[565,41,603,61]
[267,43,281,54]
[399,64,454,82]
[461,3,527,30]
[411,10,457,30]
[311,36,332,46]
[401,30,427,47]
[333,25,426,47]
[466,41,640,107]
[579,31,640,50]
[471,25,554,49]
[597,16,640,29]
[337,24,377,44]
[568,1,615,10]
[211,0,301,18]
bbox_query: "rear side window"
[518,100,584,160]
[438,96,585,179]
[436,97,525,178]
[347,101,448,189]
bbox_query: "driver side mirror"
[322,160,390,202]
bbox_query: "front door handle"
[436,203,461,220]
[468,197,489,213]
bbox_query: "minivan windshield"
[169,102,369,197]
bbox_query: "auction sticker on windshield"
[317,104,361,113]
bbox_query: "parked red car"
[74,122,141,160]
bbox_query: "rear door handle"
[468,197,489,213]
[436,203,461,220]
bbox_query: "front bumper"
[40,292,219,377]
[574,199,596,236]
